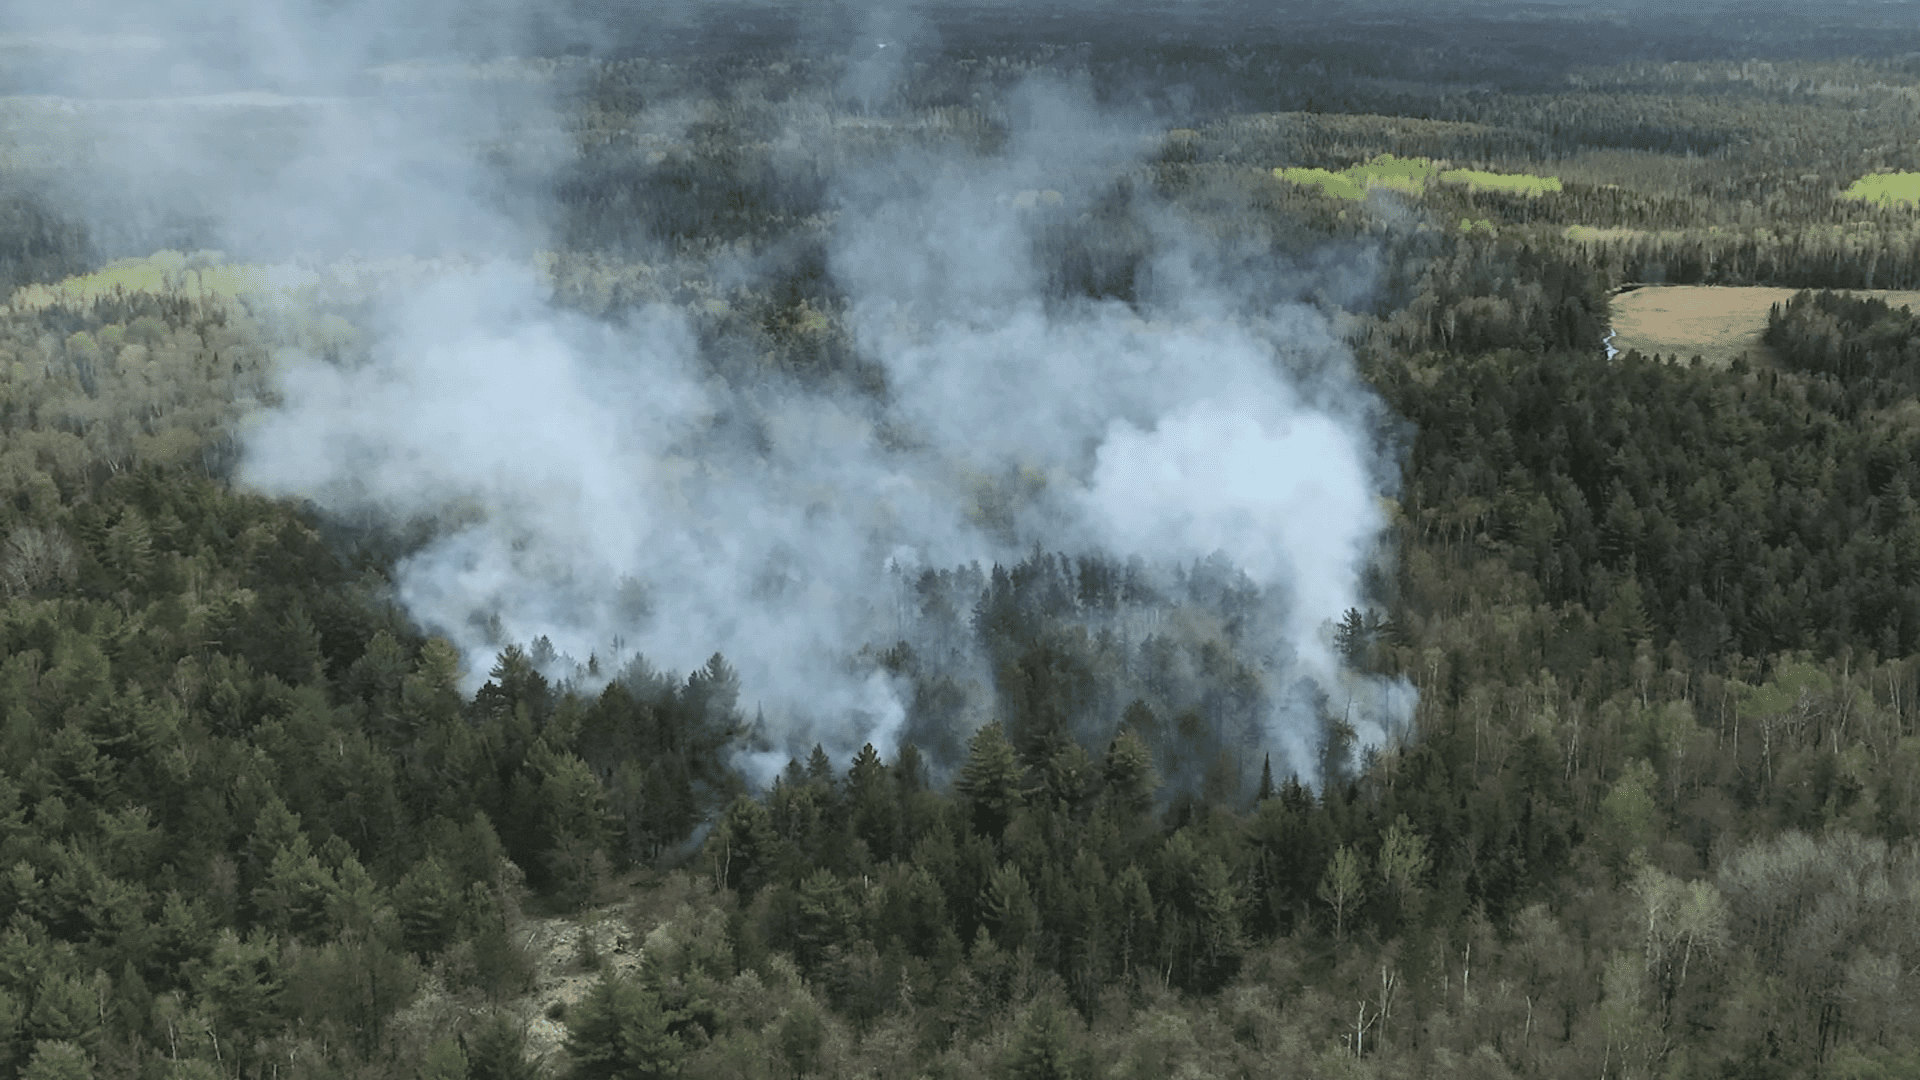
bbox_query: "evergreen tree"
[710,794,781,899]
[999,997,1093,1080]
[565,974,685,1080]
[465,1012,538,1080]
[1102,727,1159,820]
[845,742,894,862]
[982,863,1040,953]
[19,1041,92,1080]
[957,724,1024,840]
[395,855,462,958]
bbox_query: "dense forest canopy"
[1,3,1919,1080]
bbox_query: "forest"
[2,3,1920,1080]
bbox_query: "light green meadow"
[1274,154,1559,201]
[1842,173,1920,207]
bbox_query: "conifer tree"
[565,974,684,1080]
[957,723,1023,839]
[466,1012,538,1080]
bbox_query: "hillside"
[2,9,1920,1080]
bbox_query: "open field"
[1843,172,1920,207]
[1610,284,1920,366]
[1274,154,1559,201]
[1438,167,1560,195]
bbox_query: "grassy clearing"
[5,252,513,318]
[1564,225,1682,243]
[1348,153,1439,193]
[7,251,286,311]
[1439,168,1560,195]
[1842,172,1920,207]
[1274,166,1368,199]
[1274,154,1559,201]
[1609,285,1920,367]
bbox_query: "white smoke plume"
[11,0,1414,784]
[824,79,1410,776]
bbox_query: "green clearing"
[1438,168,1561,195]
[1274,154,1560,200]
[1347,153,1439,193]
[1842,172,1920,207]
[8,251,278,311]
[1273,165,1368,199]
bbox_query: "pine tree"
[845,743,893,862]
[465,1012,538,1080]
[395,856,460,958]
[564,974,684,1080]
[1000,997,1093,1080]
[956,723,1023,839]
[710,795,780,899]
[1101,728,1159,820]
[983,863,1039,953]
[19,1041,92,1080]
[1333,607,1368,668]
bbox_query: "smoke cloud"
[13,0,1414,785]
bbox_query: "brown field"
[1609,285,1920,367]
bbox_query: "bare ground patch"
[388,877,702,1074]
[1609,285,1920,367]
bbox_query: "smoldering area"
[7,0,1422,790]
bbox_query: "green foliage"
[395,855,462,957]
[282,926,419,1055]
[419,1036,470,1080]
[192,928,283,1047]
[1273,166,1369,201]
[1101,726,1159,820]
[1765,288,1920,407]
[1274,154,1437,199]
[998,997,1093,1080]
[578,657,745,864]
[1598,760,1661,870]
[981,863,1039,953]
[566,974,685,1080]
[1841,172,1920,207]
[4,35,1920,1080]
[1438,168,1562,196]
[24,971,97,1047]
[467,1012,539,1080]
[19,1040,92,1080]
[1274,155,1559,201]
[1377,817,1429,896]
[957,724,1023,840]
[1318,845,1366,940]
[789,869,857,973]
[709,795,780,900]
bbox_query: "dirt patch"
[386,874,724,1074]
[515,908,647,1063]
[1608,285,1920,368]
